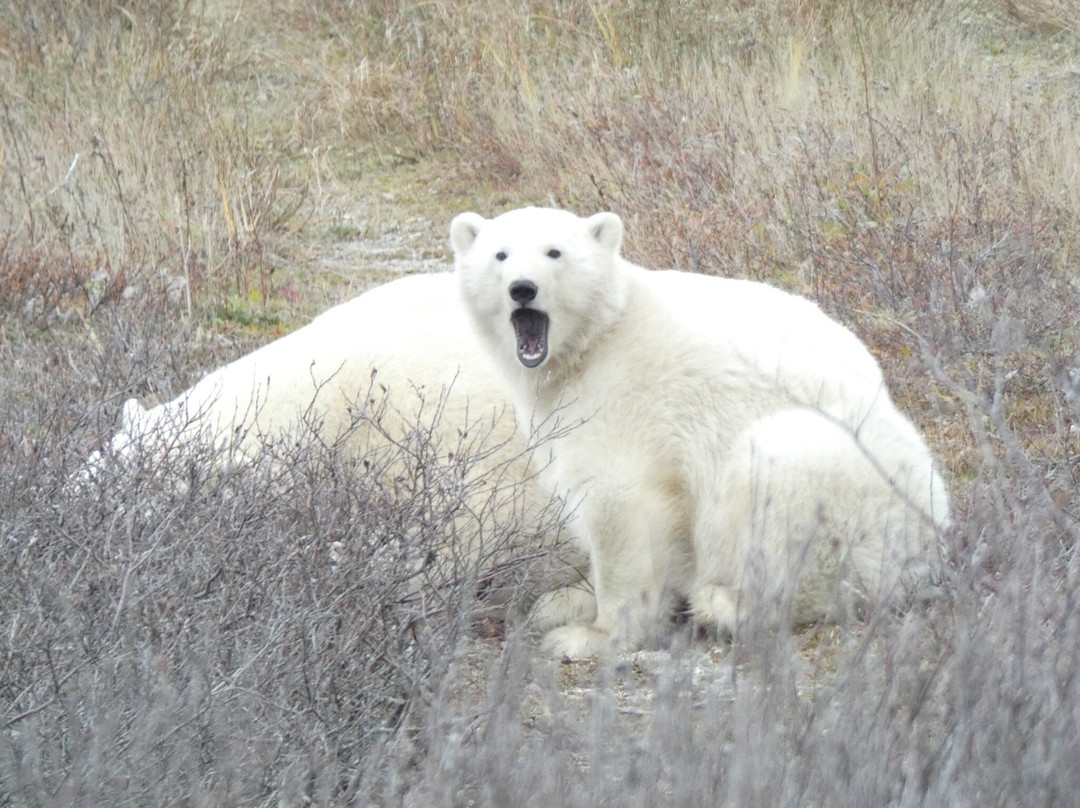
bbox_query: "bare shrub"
[0,303,572,804]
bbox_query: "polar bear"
[452,207,950,658]
[84,272,580,615]
[97,274,518,473]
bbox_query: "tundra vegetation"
[2,0,1079,805]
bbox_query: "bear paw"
[529,583,597,633]
[541,624,615,659]
[689,584,741,636]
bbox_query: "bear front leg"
[540,486,679,658]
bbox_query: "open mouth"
[510,308,549,368]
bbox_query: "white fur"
[84,273,581,611]
[94,275,520,467]
[453,207,950,658]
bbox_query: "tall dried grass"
[0,0,311,315]
[1003,0,1080,33]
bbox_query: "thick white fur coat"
[452,207,950,658]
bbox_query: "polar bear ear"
[450,212,487,256]
[585,211,623,255]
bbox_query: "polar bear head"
[451,207,627,377]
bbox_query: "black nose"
[509,279,538,304]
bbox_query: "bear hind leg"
[690,410,854,635]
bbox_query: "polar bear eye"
[546,248,562,259]
[495,251,508,261]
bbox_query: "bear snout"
[509,279,538,304]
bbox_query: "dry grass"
[2,0,1080,805]
[1003,0,1080,33]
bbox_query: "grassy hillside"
[2,1,1079,804]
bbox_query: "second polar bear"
[452,207,950,658]
[83,273,579,616]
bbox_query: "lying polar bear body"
[86,272,581,616]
